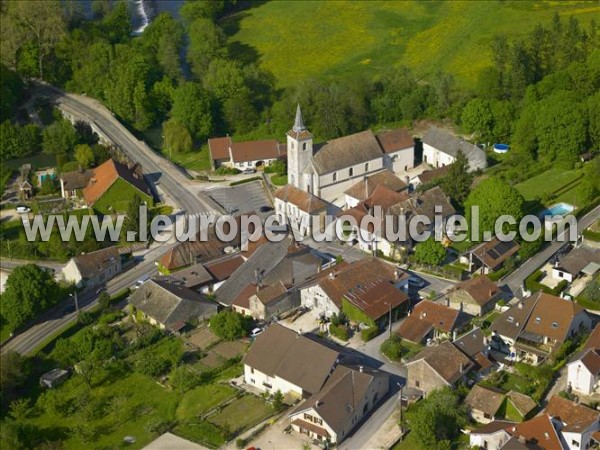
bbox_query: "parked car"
[259,205,273,213]
[132,275,150,289]
[242,168,256,175]
[16,205,30,213]
[250,327,264,338]
[408,276,426,288]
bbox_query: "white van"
[133,275,150,289]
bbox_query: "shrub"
[381,336,403,361]
[209,310,251,340]
[329,323,349,341]
[361,326,380,342]
[216,166,239,175]
[230,176,261,186]
[236,438,246,449]
[98,311,124,325]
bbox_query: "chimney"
[518,302,523,309]
[359,365,364,373]
[459,362,464,373]
[489,289,493,297]
[518,436,526,444]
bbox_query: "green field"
[176,384,237,420]
[208,395,275,434]
[225,1,599,88]
[515,168,585,208]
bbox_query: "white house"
[422,126,487,171]
[242,324,341,397]
[62,246,121,289]
[545,395,600,450]
[207,136,284,170]
[552,245,600,283]
[376,128,415,174]
[344,169,407,209]
[567,349,600,396]
[274,184,330,237]
[468,420,514,450]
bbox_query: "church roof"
[312,130,383,175]
[288,104,312,140]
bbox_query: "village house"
[232,281,296,320]
[552,245,600,283]
[544,395,600,450]
[129,279,219,333]
[288,365,389,444]
[344,169,408,209]
[376,127,415,174]
[468,420,515,450]
[490,292,592,365]
[446,275,503,317]
[453,327,494,376]
[341,184,409,257]
[79,158,153,213]
[274,184,330,237]
[397,300,462,344]
[465,385,507,424]
[465,385,536,424]
[203,254,245,292]
[421,126,487,171]
[466,238,520,275]
[405,340,474,396]
[163,254,245,294]
[62,246,121,289]
[567,324,600,396]
[299,257,409,321]
[39,368,70,389]
[287,105,415,202]
[409,165,450,188]
[242,324,341,397]
[60,167,93,198]
[207,135,284,170]
[218,236,323,316]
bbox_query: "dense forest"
[1,0,598,179]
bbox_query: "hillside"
[224,0,600,88]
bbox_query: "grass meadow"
[224,1,599,88]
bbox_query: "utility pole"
[70,291,79,313]
[398,382,404,441]
[386,301,392,338]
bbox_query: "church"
[286,105,415,202]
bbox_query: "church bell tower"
[287,104,313,191]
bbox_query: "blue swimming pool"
[542,202,574,217]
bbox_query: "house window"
[303,142,307,151]
[415,380,420,388]
[250,367,254,374]
[364,163,368,171]
[333,172,337,182]
[291,142,295,150]
[405,165,408,171]
[558,272,563,278]
[349,167,354,177]
[571,440,579,447]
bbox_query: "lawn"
[4,153,57,170]
[208,395,275,435]
[515,168,585,208]
[26,371,181,449]
[225,1,599,88]
[271,174,287,186]
[176,384,237,420]
[142,127,212,173]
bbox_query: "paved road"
[33,82,217,215]
[1,243,174,355]
[503,204,600,295]
[0,259,64,273]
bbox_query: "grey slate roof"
[422,126,487,171]
[72,246,120,279]
[311,130,384,175]
[129,279,218,329]
[243,324,340,394]
[61,169,93,190]
[164,263,213,289]
[215,235,322,306]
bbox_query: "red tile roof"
[230,140,280,163]
[83,159,150,206]
[376,128,414,154]
[343,279,408,321]
[205,255,245,281]
[508,414,562,450]
[208,136,232,161]
[275,184,328,213]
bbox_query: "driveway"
[204,181,271,215]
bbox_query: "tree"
[2,0,67,79]
[209,310,250,341]
[142,13,184,80]
[42,119,77,155]
[465,177,525,241]
[413,239,446,266]
[170,365,201,393]
[461,98,493,139]
[125,194,143,239]
[170,82,213,140]
[0,65,23,121]
[409,388,467,450]
[180,0,225,23]
[273,390,285,412]
[98,291,111,311]
[101,1,131,44]
[74,144,95,169]
[1,264,59,330]
[441,150,473,207]
[1,351,31,403]
[187,18,227,79]
[163,119,193,154]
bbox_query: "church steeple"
[293,103,306,132]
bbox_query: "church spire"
[293,103,306,132]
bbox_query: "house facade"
[490,292,592,365]
[421,126,487,171]
[446,276,502,317]
[274,184,329,237]
[207,136,283,170]
[62,246,121,288]
[288,365,389,444]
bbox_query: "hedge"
[230,176,261,186]
[361,326,380,342]
[329,323,349,341]
[525,270,568,295]
[583,229,600,242]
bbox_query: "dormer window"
[551,322,558,329]
[507,316,514,323]
[349,167,354,177]
[535,317,541,324]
